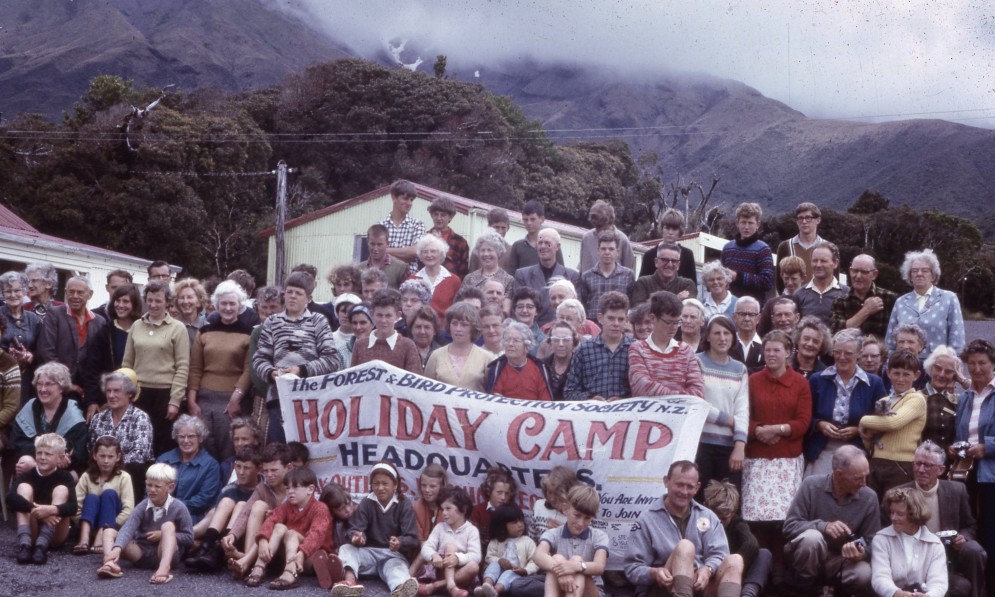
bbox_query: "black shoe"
[197,543,223,571]
[183,543,207,569]
[16,544,32,565]
[31,545,47,565]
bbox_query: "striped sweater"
[721,234,775,303]
[696,352,750,446]
[628,339,704,398]
[252,309,338,402]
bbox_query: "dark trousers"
[694,442,741,502]
[135,386,176,457]
[267,400,286,444]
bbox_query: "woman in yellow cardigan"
[858,349,927,498]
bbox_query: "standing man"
[792,242,848,328]
[362,224,408,289]
[427,196,469,279]
[513,228,579,327]
[721,203,774,306]
[92,270,133,322]
[25,262,63,318]
[562,292,633,401]
[768,297,800,334]
[624,461,743,597]
[579,232,635,321]
[830,254,897,336]
[776,202,832,293]
[578,200,635,272]
[379,179,427,276]
[630,244,697,305]
[639,209,697,282]
[506,200,563,273]
[730,297,765,374]
[36,276,107,418]
[147,260,174,283]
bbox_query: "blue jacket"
[805,367,886,462]
[157,447,220,523]
[955,387,995,483]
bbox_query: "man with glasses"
[563,291,633,401]
[776,202,833,294]
[630,243,696,305]
[730,296,765,374]
[830,254,897,337]
[147,260,174,283]
[628,291,704,398]
[896,440,986,597]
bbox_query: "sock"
[35,523,55,550]
[203,527,221,543]
[17,524,31,547]
[716,582,741,597]
[741,582,760,597]
[672,574,694,597]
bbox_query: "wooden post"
[275,160,288,286]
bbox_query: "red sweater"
[492,359,552,401]
[412,498,438,541]
[628,339,705,398]
[256,498,333,558]
[469,502,494,550]
[746,367,812,459]
[351,334,423,374]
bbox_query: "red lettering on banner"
[397,399,423,441]
[541,420,581,460]
[322,399,346,440]
[585,421,631,460]
[508,412,544,459]
[423,405,459,447]
[632,421,672,461]
[349,396,375,436]
[294,399,320,442]
[454,408,490,450]
[377,395,393,437]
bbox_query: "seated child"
[8,433,79,565]
[184,446,262,571]
[321,482,358,549]
[216,417,262,490]
[246,466,340,589]
[532,485,608,597]
[333,460,420,597]
[419,486,482,597]
[528,465,577,540]
[96,462,195,585]
[703,480,770,597]
[223,443,291,578]
[73,435,135,555]
[475,505,537,597]
[410,463,449,577]
[287,440,310,469]
[470,467,517,553]
[351,289,423,373]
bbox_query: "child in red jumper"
[470,467,517,555]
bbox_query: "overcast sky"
[279,0,995,127]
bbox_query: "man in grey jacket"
[624,461,743,597]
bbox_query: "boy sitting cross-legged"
[532,485,608,597]
[7,432,78,565]
[97,462,194,585]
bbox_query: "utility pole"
[275,160,288,286]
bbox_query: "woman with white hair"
[186,280,252,461]
[155,414,220,524]
[540,279,600,337]
[678,298,708,352]
[701,260,738,318]
[462,231,514,296]
[24,262,62,318]
[484,321,553,401]
[921,344,965,452]
[885,248,965,357]
[412,234,462,318]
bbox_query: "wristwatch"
[580,562,588,573]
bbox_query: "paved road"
[965,319,995,343]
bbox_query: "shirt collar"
[560,525,591,540]
[146,494,174,515]
[646,336,679,355]
[804,276,842,292]
[915,286,934,300]
[791,234,824,250]
[820,365,869,385]
[365,492,399,513]
[369,331,400,349]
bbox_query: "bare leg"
[152,521,178,582]
[102,529,119,563]
[208,497,237,531]
[235,500,269,570]
[49,485,72,547]
[77,520,93,549]
[273,529,303,585]
[93,527,106,550]
[566,555,586,597]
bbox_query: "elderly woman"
[677,298,707,352]
[544,320,579,400]
[791,316,832,378]
[173,278,209,346]
[538,298,599,360]
[0,271,42,370]
[88,369,154,498]
[398,279,433,338]
[155,414,220,523]
[25,262,62,317]
[462,231,515,295]
[425,303,494,392]
[871,487,947,597]
[511,287,546,354]
[921,345,965,452]
[701,260,738,318]
[477,304,505,356]
[806,329,887,476]
[412,234,461,318]
[858,334,888,377]
[628,303,654,341]
[11,362,87,474]
[954,338,995,568]
[409,306,442,369]
[886,248,965,357]
[187,280,252,462]
[484,321,553,401]
[122,279,190,457]
[543,279,600,336]
[0,316,21,450]
[859,350,927,496]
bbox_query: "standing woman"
[886,248,965,357]
[953,338,995,577]
[397,279,433,338]
[0,272,41,401]
[173,278,209,348]
[247,286,282,439]
[86,284,143,401]
[0,314,21,451]
[677,298,707,353]
[700,261,738,318]
[742,330,812,576]
[477,304,505,356]
[412,234,461,318]
[791,316,832,379]
[695,315,749,493]
[122,280,189,457]
[425,303,494,393]
[410,306,443,370]
[187,280,252,462]
[462,232,515,296]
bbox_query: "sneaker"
[16,544,32,565]
[391,578,419,597]
[31,545,48,565]
[332,579,366,597]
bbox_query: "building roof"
[259,182,591,238]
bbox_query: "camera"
[936,530,958,545]
[951,441,972,459]
[845,532,867,549]
[901,582,927,593]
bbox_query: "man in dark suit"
[730,296,765,374]
[897,440,986,597]
[512,228,580,327]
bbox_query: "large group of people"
[0,181,990,597]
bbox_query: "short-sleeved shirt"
[539,525,610,586]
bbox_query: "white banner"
[278,360,708,568]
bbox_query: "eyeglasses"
[656,258,680,265]
[515,303,536,311]
[734,312,759,318]
[549,336,573,345]
[657,318,681,327]
[832,350,857,358]
[849,268,877,275]
[910,268,932,275]
[796,215,818,222]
